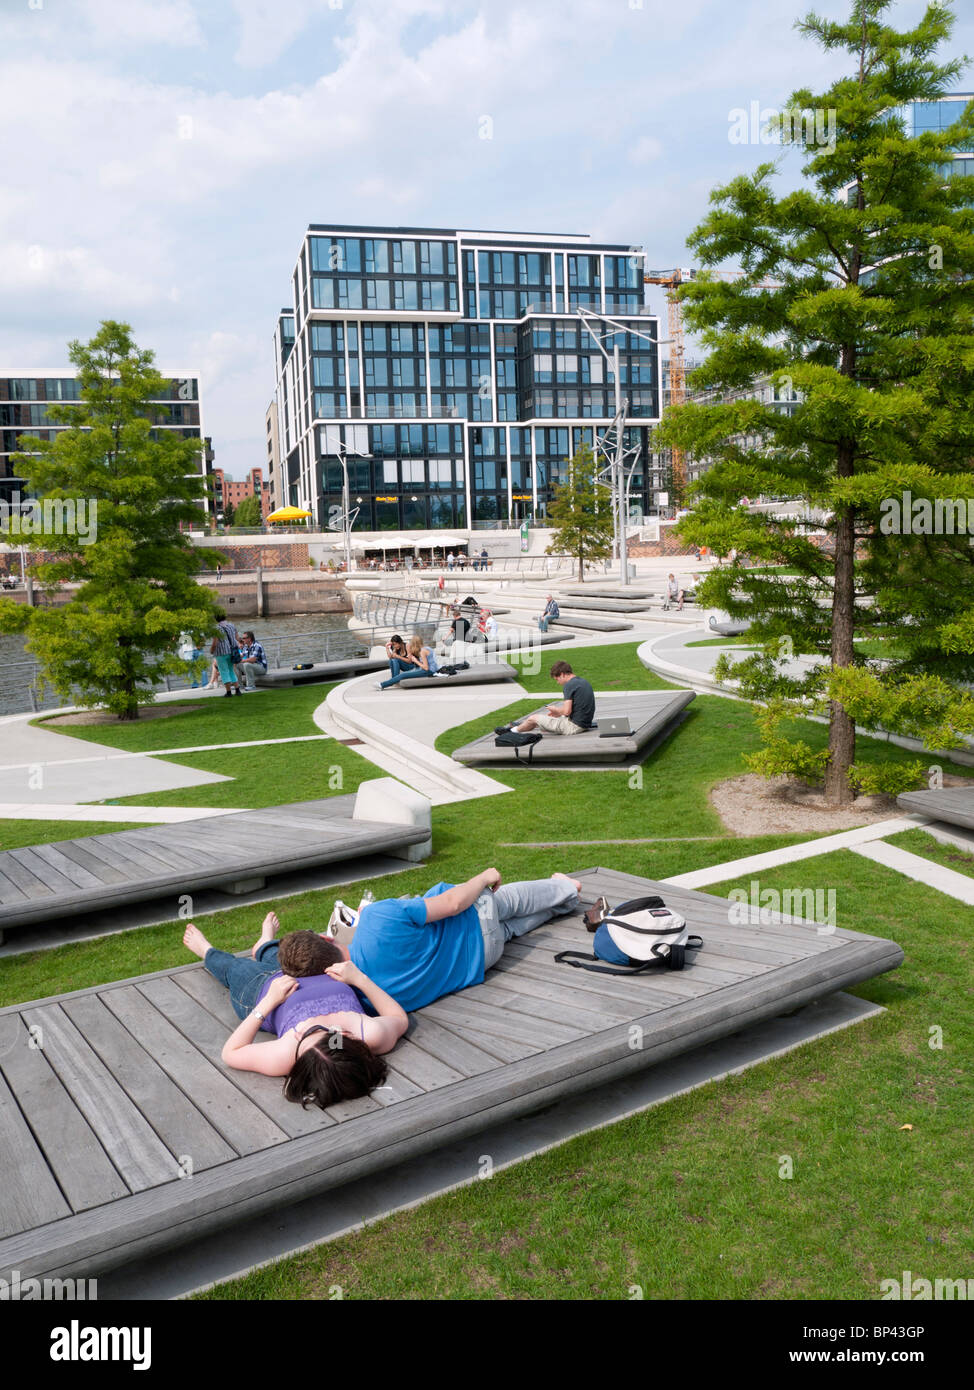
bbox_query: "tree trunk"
[578,553,584,581]
[825,472,856,805]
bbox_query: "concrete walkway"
[0,711,232,805]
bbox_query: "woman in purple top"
[182,911,408,1111]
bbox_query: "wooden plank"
[51,838,132,886]
[0,866,28,906]
[22,842,107,891]
[404,1015,506,1078]
[19,1004,178,1192]
[0,1014,129,1214]
[175,967,245,1029]
[382,1038,466,1092]
[113,980,293,1150]
[5,848,72,895]
[468,976,627,1031]
[76,833,188,878]
[0,1058,71,1237]
[61,994,238,1170]
[371,1068,424,1105]
[0,1017,73,1234]
[154,975,336,1136]
[489,947,678,1011]
[473,967,634,1023]
[414,1008,540,1063]
[421,993,583,1046]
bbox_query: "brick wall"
[209,543,309,570]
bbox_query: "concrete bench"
[386,662,518,691]
[549,615,634,632]
[257,657,387,687]
[452,690,696,766]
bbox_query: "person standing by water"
[211,608,242,696]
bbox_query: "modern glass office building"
[270,226,660,532]
[0,372,212,514]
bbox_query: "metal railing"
[352,592,453,630]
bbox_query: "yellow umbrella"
[266,506,312,523]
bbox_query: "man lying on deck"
[324,869,583,1014]
[182,913,408,1111]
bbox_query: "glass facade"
[275,226,658,530]
[0,375,207,508]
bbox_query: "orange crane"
[643,268,782,496]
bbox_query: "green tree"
[231,493,263,527]
[221,500,236,527]
[657,0,974,804]
[0,321,219,719]
[546,443,615,580]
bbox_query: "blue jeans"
[475,878,580,970]
[203,941,281,1024]
[380,663,429,689]
[538,617,549,632]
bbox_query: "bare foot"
[551,872,582,892]
[183,923,212,958]
[251,910,280,959]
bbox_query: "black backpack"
[494,729,543,763]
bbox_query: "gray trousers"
[475,878,580,970]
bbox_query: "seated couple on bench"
[182,868,582,1112]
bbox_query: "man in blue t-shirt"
[332,868,582,1013]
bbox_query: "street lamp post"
[577,309,669,587]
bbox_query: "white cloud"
[629,135,663,165]
[76,0,204,48]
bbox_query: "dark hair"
[550,660,574,678]
[283,1033,388,1110]
[390,634,404,645]
[277,930,343,977]
[242,630,255,643]
[214,607,227,621]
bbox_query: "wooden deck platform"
[451,691,696,766]
[0,797,429,940]
[897,786,974,828]
[0,867,903,1280]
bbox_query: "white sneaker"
[373,682,383,690]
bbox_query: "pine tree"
[545,443,615,581]
[0,321,218,719]
[657,0,974,804]
[231,493,263,528]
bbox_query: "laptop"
[596,716,633,738]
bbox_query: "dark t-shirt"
[451,616,470,641]
[564,676,595,729]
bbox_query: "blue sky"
[2,0,972,476]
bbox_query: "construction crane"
[643,268,782,496]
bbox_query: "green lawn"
[194,849,972,1300]
[886,827,974,879]
[0,819,151,853]
[33,684,329,752]
[4,644,971,1300]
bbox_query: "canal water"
[0,612,359,717]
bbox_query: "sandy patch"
[709,773,903,836]
[41,703,207,728]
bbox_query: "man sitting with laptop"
[499,660,596,738]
